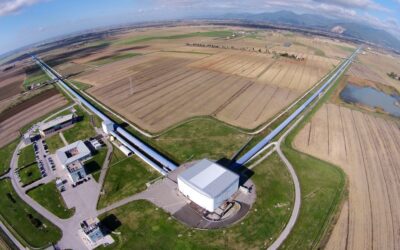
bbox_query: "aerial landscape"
[0,0,399,249]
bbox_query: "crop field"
[0,93,68,147]
[349,50,400,92]
[293,103,400,249]
[69,26,346,132]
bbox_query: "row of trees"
[185,43,271,54]
[185,43,305,61]
[387,72,400,81]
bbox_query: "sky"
[0,0,399,55]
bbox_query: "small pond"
[340,83,400,117]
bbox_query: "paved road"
[267,117,303,250]
[9,141,89,250]
[96,131,113,190]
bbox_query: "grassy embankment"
[97,146,159,209]
[98,152,294,249]
[0,140,18,175]
[0,179,61,248]
[27,182,74,219]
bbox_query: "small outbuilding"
[177,159,239,212]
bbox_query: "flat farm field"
[72,26,350,133]
[0,90,68,147]
[293,103,400,249]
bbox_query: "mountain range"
[220,11,400,51]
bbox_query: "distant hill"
[221,11,400,51]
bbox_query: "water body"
[340,83,400,117]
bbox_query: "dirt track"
[294,103,400,249]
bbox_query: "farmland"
[348,50,400,93]
[0,90,68,147]
[293,103,400,249]
[68,26,349,133]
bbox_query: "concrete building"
[56,140,91,184]
[79,218,114,249]
[39,114,74,137]
[56,140,91,168]
[177,159,239,212]
[66,161,87,184]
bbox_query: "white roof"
[40,114,73,131]
[178,159,239,198]
[56,140,91,166]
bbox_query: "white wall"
[178,178,215,212]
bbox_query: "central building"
[177,159,239,212]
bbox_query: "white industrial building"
[56,140,91,168]
[177,159,239,212]
[55,140,92,184]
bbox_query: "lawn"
[114,30,234,45]
[97,155,160,209]
[69,80,93,91]
[84,148,108,182]
[155,118,251,163]
[279,146,345,249]
[27,182,74,219]
[89,53,141,66]
[18,164,41,186]
[0,140,18,175]
[45,133,65,154]
[0,179,61,248]
[23,71,51,89]
[17,145,36,169]
[278,70,347,248]
[62,106,96,143]
[99,152,294,249]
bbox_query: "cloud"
[0,0,43,16]
[313,0,389,11]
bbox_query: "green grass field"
[62,106,96,143]
[69,80,93,91]
[18,164,41,186]
[97,154,160,209]
[17,145,36,169]
[23,71,51,89]
[279,146,345,249]
[114,31,234,46]
[155,118,251,163]
[89,53,141,66]
[278,72,347,248]
[84,148,108,182]
[27,182,74,219]
[45,133,65,154]
[99,152,294,249]
[0,140,18,175]
[0,179,61,248]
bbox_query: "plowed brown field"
[76,48,337,132]
[0,94,68,147]
[293,103,400,250]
